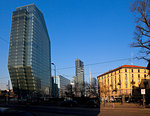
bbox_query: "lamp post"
[51,63,56,97]
[143,79,148,108]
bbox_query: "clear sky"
[0,0,148,89]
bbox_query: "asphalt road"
[2,105,100,116]
[2,103,150,116]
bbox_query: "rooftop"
[97,65,146,78]
[16,4,35,9]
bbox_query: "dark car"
[60,100,78,107]
[0,107,35,116]
[86,100,100,108]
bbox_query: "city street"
[1,103,150,116]
[1,104,100,116]
[98,103,150,116]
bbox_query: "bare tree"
[99,82,111,106]
[130,0,150,61]
[100,84,110,100]
[73,83,85,97]
[65,84,74,98]
[85,82,99,98]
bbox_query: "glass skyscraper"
[8,4,51,97]
[75,59,85,96]
[75,59,84,85]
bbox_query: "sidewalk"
[98,103,150,116]
[101,103,137,108]
[100,102,150,110]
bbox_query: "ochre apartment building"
[97,65,149,101]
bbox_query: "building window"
[144,74,146,78]
[132,79,134,83]
[138,77,140,82]
[119,75,121,82]
[119,70,120,73]
[125,84,128,88]
[138,74,140,78]
[131,69,133,72]
[111,78,113,85]
[144,69,146,73]
[125,69,127,72]
[125,74,127,78]
[138,69,140,73]
[132,74,134,81]
[125,77,127,82]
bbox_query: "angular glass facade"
[8,4,51,97]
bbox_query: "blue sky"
[0,0,148,89]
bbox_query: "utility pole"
[51,63,56,97]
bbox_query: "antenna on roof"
[131,53,133,65]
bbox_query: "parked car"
[9,98,27,104]
[9,98,18,104]
[86,100,100,108]
[60,100,78,107]
[110,99,117,103]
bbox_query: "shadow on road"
[0,104,100,116]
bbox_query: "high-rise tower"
[8,4,51,97]
[75,59,84,85]
[75,59,85,96]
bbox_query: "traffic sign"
[141,89,145,95]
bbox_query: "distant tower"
[75,59,85,96]
[75,59,84,85]
[89,68,92,85]
[91,77,97,86]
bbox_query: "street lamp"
[143,79,148,108]
[51,63,56,97]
